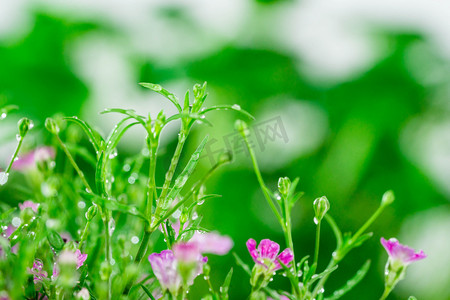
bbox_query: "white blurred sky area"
[0,0,449,199]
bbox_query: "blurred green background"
[1,1,449,299]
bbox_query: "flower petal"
[258,239,280,261]
[246,238,259,262]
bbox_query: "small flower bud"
[313,196,330,223]
[381,190,395,207]
[203,263,211,277]
[278,177,291,196]
[235,120,250,138]
[20,207,35,224]
[85,205,98,221]
[217,150,233,165]
[18,117,32,137]
[45,117,60,135]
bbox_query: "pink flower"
[191,232,233,255]
[12,147,55,171]
[29,259,48,284]
[268,296,289,300]
[75,249,88,269]
[19,201,39,213]
[53,249,87,278]
[148,250,182,295]
[247,239,294,272]
[149,248,207,296]
[173,242,203,263]
[380,237,426,265]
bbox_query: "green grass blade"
[324,260,371,300]
[140,82,182,113]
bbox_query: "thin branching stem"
[55,134,93,194]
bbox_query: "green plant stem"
[311,258,337,298]
[352,204,386,242]
[151,156,227,231]
[241,129,299,283]
[313,221,321,268]
[240,129,283,228]
[5,136,24,174]
[312,204,388,298]
[103,210,112,300]
[55,134,93,194]
[159,130,188,202]
[78,220,91,251]
[380,286,392,300]
[146,145,158,219]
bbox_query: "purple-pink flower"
[19,201,39,213]
[12,147,55,171]
[149,246,207,295]
[247,239,294,272]
[30,259,48,284]
[191,232,233,255]
[148,250,182,295]
[75,249,88,269]
[380,237,426,265]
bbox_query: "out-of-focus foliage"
[0,1,449,299]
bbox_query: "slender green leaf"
[95,118,139,196]
[220,268,233,300]
[233,252,252,276]
[0,105,18,118]
[100,108,147,129]
[325,215,343,249]
[140,284,156,300]
[351,232,373,248]
[65,117,104,154]
[140,83,182,113]
[200,104,254,120]
[156,136,209,215]
[308,265,339,286]
[324,260,371,300]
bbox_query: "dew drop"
[12,217,21,227]
[197,199,205,206]
[110,258,116,265]
[0,172,9,185]
[131,236,139,244]
[108,219,116,236]
[0,112,6,119]
[16,134,21,141]
[192,212,198,220]
[313,217,319,225]
[109,148,118,159]
[231,104,241,110]
[123,164,131,172]
[78,201,86,209]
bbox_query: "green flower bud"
[45,117,60,135]
[180,212,188,224]
[235,120,250,138]
[20,207,35,224]
[381,190,395,207]
[278,177,291,196]
[203,263,211,277]
[313,196,330,223]
[218,150,233,165]
[85,205,98,221]
[18,117,33,137]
